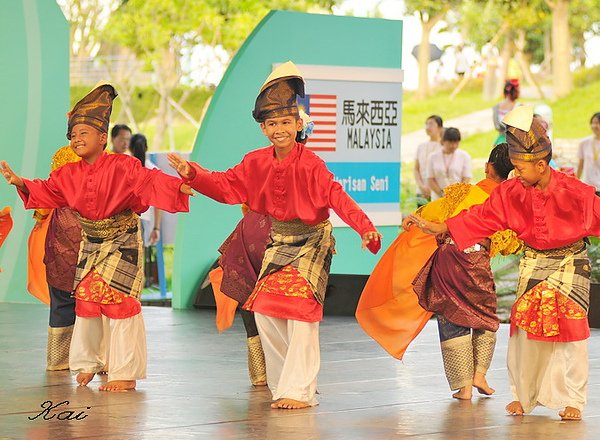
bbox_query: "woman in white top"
[414,115,444,206]
[427,127,472,200]
[577,112,600,194]
[129,133,162,247]
[492,79,520,144]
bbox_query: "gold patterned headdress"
[67,82,117,140]
[252,61,305,123]
[503,105,552,161]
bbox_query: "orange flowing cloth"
[0,206,13,248]
[26,210,52,304]
[356,227,436,359]
[209,267,239,332]
[356,179,500,360]
[0,206,14,273]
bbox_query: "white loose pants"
[69,312,147,382]
[508,328,588,413]
[255,313,320,406]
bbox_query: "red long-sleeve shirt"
[447,169,600,251]
[184,143,380,253]
[17,152,189,219]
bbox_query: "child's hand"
[401,215,416,230]
[1,161,24,189]
[362,230,382,250]
[407,214,448,235]
[179,183,195,196]
[149,229,160,246]
[167,153,193,179]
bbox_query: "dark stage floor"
[1,303,599,439]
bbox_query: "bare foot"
[506,401,524,416]
[559,406,582,421]
[76,372,95,386]
[271,398,310,409]
[98,365,108,375]
[473,373,495,396]
[452,387,472,400]
[99,380,136,392]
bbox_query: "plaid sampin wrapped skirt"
[244,219,335,323]
[73,210,143,319]
[511,240,590,342]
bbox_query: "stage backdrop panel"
[0,1,69,303]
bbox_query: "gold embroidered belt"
[76,210,139,239]
[270,218,329,236]
[523,240,585,258]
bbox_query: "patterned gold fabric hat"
[67,82,117,139]
[503,105,552,161]
[252,61,305,123]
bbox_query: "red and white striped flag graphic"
[306,94,336,152]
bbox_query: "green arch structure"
[0,1,69,303]
[173,11,403,309]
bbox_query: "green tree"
[458,0,550,98]
[208,0,337,52]
[545,0,571,98]
[465,0,600,99]
[58,0,121,60]
[569,0,600,69]
[537,0,600,98]
[404,0,462,98]
[104,0,337,150]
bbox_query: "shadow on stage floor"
[1,303,599,439]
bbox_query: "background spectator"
[492,79,520,145]
[577,112,600,195]
[111,124,132,154]
[414,115,444,206]
[427,127,472,200]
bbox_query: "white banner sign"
[285,64,403,226]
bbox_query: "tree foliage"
[208,0,337,52]
[102,0,339,148]
[458,0,600,98]
[58,0,121,59]
[458,0,550,51]
[104,0,337,59]
[404,0,462,97]
[404,0,454,21]
[570,0,600,64]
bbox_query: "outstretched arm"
[127,158,190,213]
[1,161,26,193]
[3,162,67,209]
[168,152,248,205]
[320,166,381,253]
